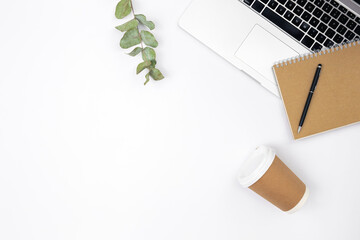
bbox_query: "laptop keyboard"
[241,0,360,51]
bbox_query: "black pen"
[298,64,322,133]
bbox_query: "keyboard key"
[312,42,322,51]
[329,19,339,29]
[345,30,355,40]
[300,22,311,32]
[355,26,360,35]
[320,13,331,23]
[309,27,318,37]
[324,39,334,47]
[262,7,305,40]
[268,0,278,9]
[309,17,320,26]
[338,5,347,13]
[292,16,302,26]
[314,0,324,7]
[284,11,294,20]
[260,0,270,3]
[294,6,304,15]
[276,5,286,15]
[305,2,315,12]
[278,0,287,4]
[252,0,265,12]
[355,17,360,24]
[325,28,335,38]
[346,20,356,30]
[301,11,312,21]
[329,0,339,7]
[330,9,340,18]
[333,34,343,43]
[337,25,347,34]
[317,22,328,32]
[347,11,355,19]
[297,0,307,6]
[322,3,332,12]
[316,33,326,42]
[285,0,296,10]
[313,8,323,18]
[301,35,315,48]
[338,14,349,24]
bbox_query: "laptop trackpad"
[235,25,299,83]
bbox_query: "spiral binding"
[274,38,360,68]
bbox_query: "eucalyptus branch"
[115,0,164,85]
[129,1,144,50]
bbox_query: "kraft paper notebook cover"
[273,40,360,140]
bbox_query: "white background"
[0,0,360,239]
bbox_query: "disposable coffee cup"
[237,146,309,213]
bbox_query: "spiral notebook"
[273,40,360,140]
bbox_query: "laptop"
[179,0,360,96]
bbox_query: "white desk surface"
[1,0,360,239]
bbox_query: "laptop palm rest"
[235,25,299,84]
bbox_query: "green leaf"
[140,31,158,48]
[120,29,141,49]
[115,19,138,32]
[128,47,143,56]
[150,60,157,68]
[144,72,150,85]
[135,14,155,30]
[115,0,131,19]
[142,47,156,61]
[136,61,151,74]
[150,68,164,80]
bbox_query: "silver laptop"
[179,0,360,96]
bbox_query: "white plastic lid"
[237,145,276,188]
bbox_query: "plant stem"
[129,0,153,86]
[129,0,145,50]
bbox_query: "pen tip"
[297,126,302,133]
[318,64,322,68]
